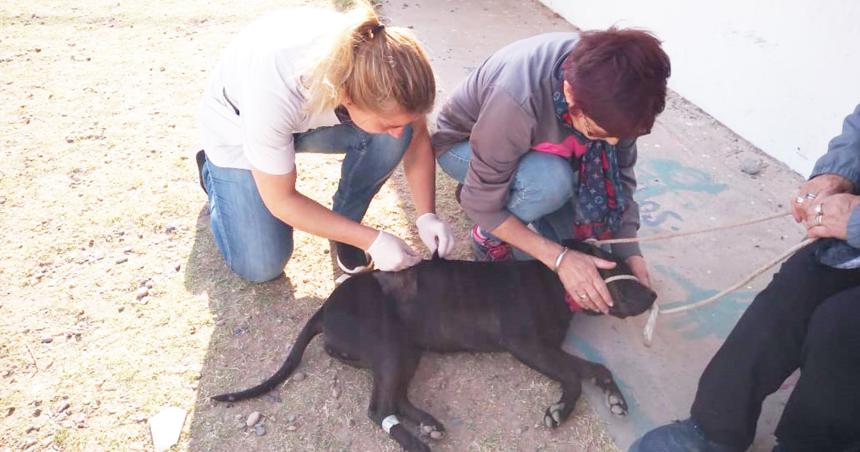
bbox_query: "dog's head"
[561,240,657,318]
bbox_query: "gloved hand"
[416,212,455,258]
[367,231,422,271]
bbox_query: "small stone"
[347,418,356,427]
[115,256,128,264]
[245,411,261,427]
[430,431,443,440]
[286,425,297,431]
[291,372,306,382]
[41,336,53,343]
[135,287,149,300]
[58,402,70,413]
[331,387,340,399]
[287,414,296,423]
[740,158,764,175]
[72,412,86,427]
[32,408,42,417]
[145,280,154,289]
[254,423,266,436]
[174,263,181,272]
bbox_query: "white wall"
[540,0,860,176]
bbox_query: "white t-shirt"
[198,8,345,175]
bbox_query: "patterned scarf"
[549,81,625,241]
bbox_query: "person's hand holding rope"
[803,193,860,241]
[791,174,854,222]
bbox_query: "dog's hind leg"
[507,344,587,428]
[367,352,431,452]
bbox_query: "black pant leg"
[775,285,860,451]
[690,244,860,449]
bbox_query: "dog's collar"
[604,274,640,284]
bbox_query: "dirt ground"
[0,1,618,450]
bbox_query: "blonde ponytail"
[303,0,435,116]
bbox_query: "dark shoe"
[629,418,740,452]
[196,150,208,195]
[470,225,512,262]
[335,242,371,274]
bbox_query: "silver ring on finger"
[806,193,818,200]
[815,203,824,215]
[577,292,588,299]
[815,213,823,226]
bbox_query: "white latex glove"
[367,231,422,271]
[415,213,455,258]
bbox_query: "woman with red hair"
[433,29,670,312]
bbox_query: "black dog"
[213,241,657,451]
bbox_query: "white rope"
[604,274,640,284]
[642,237,817,346]
[591,212,790,245]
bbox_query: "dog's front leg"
[507,343,587,428]
[368,356,431,452]
[395,350,445,441]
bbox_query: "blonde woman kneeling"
[196,2,454,282]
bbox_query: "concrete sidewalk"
[384,0,808,450]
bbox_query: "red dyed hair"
[562,28,671,139]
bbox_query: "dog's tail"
[211,307,324,402]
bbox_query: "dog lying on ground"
[213,240,657,451]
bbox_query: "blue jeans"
[201,123,413,282]
[436,140,578,243]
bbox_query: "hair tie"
[371,23,385,36]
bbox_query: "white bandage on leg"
[381,414,400,434]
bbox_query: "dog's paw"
[543,402,565,428]
[420,423,445,440]
[592,375,628,416]
[605,391,628,416]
